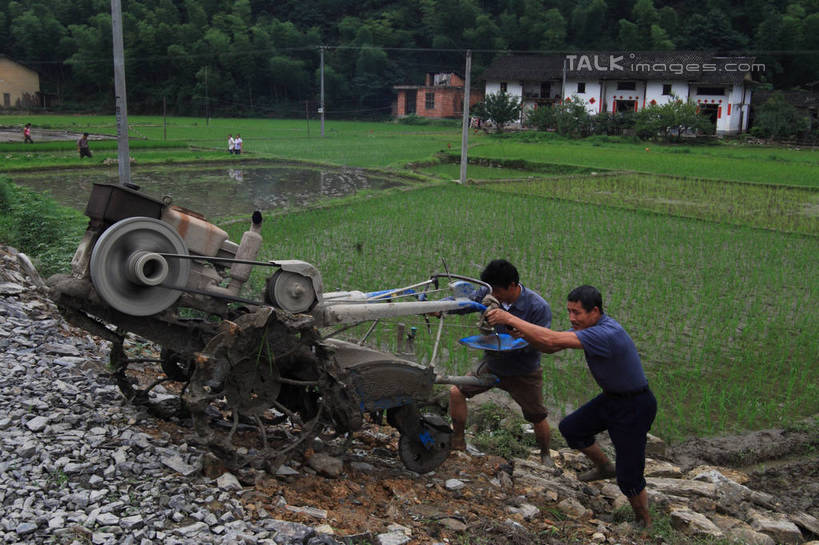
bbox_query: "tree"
[473,91,521,133]
[632,97,712,142]
[750,93,809,140]
[525,97,592,138]
[570,0,608,48]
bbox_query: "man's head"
[480,259,520,304]
[567,285,603,330]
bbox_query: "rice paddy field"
[225,183,818,444]
[3,114,818,444]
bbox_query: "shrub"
[750,92,810,140]
[633,96,712,142]
[469,403,536,460]
[472,91,522,133]
[524,96,593,138]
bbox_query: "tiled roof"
[481,52,757,84]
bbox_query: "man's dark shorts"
[456,361,548,423]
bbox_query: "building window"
[662,84,672,95]
[617,81,636,91]
[500,81,507,93]
[697,87,725,96]
[577,82,586,93]
[540,82,551,98]
[425,92,435,110]
[2,93,9,107]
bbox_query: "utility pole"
[561,57,567,103]
[459,50,472,184]
[110,0,131,186]
[163,96,167,141]
[205,65,209,126]
[320,46,325,137]
[305,100,310,137]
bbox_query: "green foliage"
[469,403,536,460]
[632,97,713,142]
[0,178,86,276]
[524,96,592,138]
[750,92,810,140]
[1,0,818,115]
[473,91,521,133]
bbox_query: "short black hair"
[480,259,519,289]
[568,285,603,313]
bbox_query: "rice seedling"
[223,184,819,442]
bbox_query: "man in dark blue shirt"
[448,260,554,466]
[486,285,657,528]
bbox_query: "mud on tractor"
[48,183,499,474]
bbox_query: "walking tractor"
[48,183,524,474]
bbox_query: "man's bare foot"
[578,461,616,481]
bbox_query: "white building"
[481,53,759,135]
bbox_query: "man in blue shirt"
[486,285,657,528]
[448,260,555,467]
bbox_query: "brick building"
[393,72,484,119]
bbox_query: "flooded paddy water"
[9,162,404,219]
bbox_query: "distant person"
[228,134,235,154]
[23,123,33,144]
[77,133,92,158]
[486,285,657,528]
[234,134,243,155]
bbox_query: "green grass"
[224,184,819,443]
[0,177,87,275]
[1,115,462,171]
[484,173,819,235]
[6,115,818,187]
[460,136,819,187]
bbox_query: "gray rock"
[445,479,465,491]
[438,518,467,531]
[0,282,25,295]
[557,497,592,519]
[669,509,724,538]
[175,522,208,536]
[96,512,120,526]
[728,527,776,545]
[507,503,540,520]
[646,477,717,498]
[216,472,242,491]
[307,452,344,478]
[790,512,819,536]
[376,532,411,545]
[285,505,328,520]
[25,416,49,432]
[162,455,198,477]
[750,513,803,545]
[15,522,37,535]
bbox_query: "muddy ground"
[0,127,111,143]
[126,352,818,545]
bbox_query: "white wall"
[564,79,603,114]
[644,82,689,106]
[486,78,752,133]
[602,81,644,114]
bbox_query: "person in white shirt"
[234,134,243,155]
[228,134,235,154]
